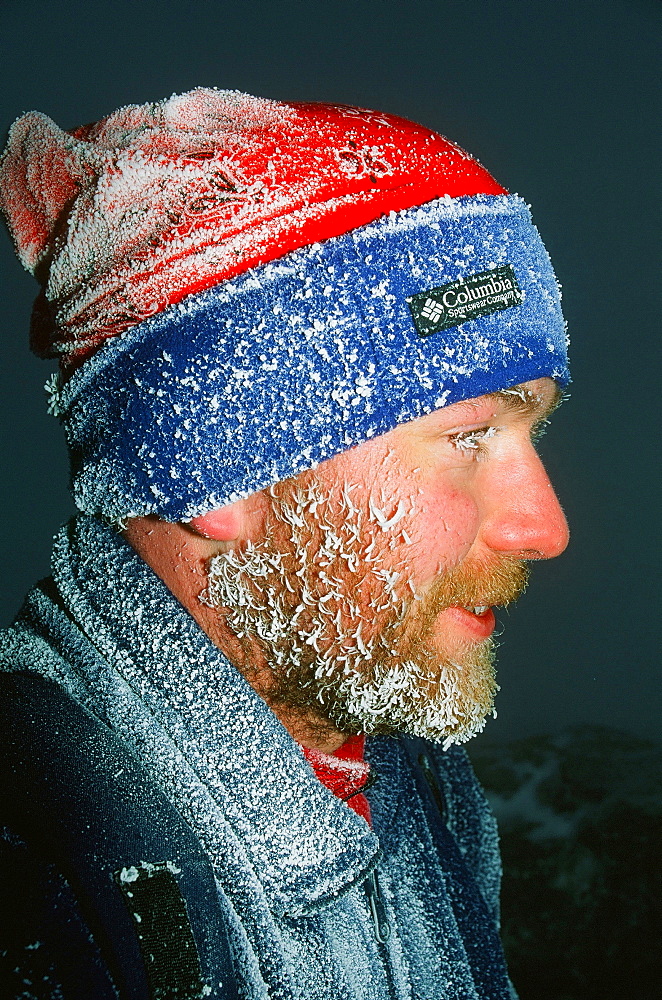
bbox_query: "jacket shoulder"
[0,577,80,681]
[0,825,120,999]
[0,670,238,1000]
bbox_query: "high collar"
[47,515,380,915]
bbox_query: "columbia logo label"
[407,264,524,337]
[420,298,445,324]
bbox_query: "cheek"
[311,439,481,581]
[406,485,480,580]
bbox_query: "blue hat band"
[56,194,568,521]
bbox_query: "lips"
[439,604,497,640]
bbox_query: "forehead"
[310,377,563,486]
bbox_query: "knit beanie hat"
[0,88,568,521]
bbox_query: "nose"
[479,446,569,560]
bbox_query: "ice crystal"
[203,481,498,745]
[0,513,510,998]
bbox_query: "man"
[0,89,569,999]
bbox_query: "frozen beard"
[202,479,529,747]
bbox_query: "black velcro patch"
[114,861,207,999]
[407,264,524,337]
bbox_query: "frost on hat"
[0,88,503,369]
[0,88,569,521]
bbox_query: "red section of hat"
[0,91,506,369]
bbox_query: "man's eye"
[448,426,498,455]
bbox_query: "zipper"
[364,869,391,944]
[364,869,398,999]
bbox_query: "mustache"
[411,555,530,632]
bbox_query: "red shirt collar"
[300,735,373,826]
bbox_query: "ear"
[189,503,244,541]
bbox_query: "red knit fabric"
[0,89,506,371]
[301,734,373,826]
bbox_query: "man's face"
[203,377,568,746]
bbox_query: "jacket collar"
[49,515,380,915]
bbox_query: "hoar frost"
[201,479,521,747]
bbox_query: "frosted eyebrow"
[486,383,564,420]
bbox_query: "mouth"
[437,604,497,640]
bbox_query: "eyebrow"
[486,382,565,420]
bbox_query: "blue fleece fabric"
[53,194,568,521]
[0,516,517,999]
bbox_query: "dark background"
[1,4,660,995]
[0,0,660,746]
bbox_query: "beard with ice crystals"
[202,474,529,747]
